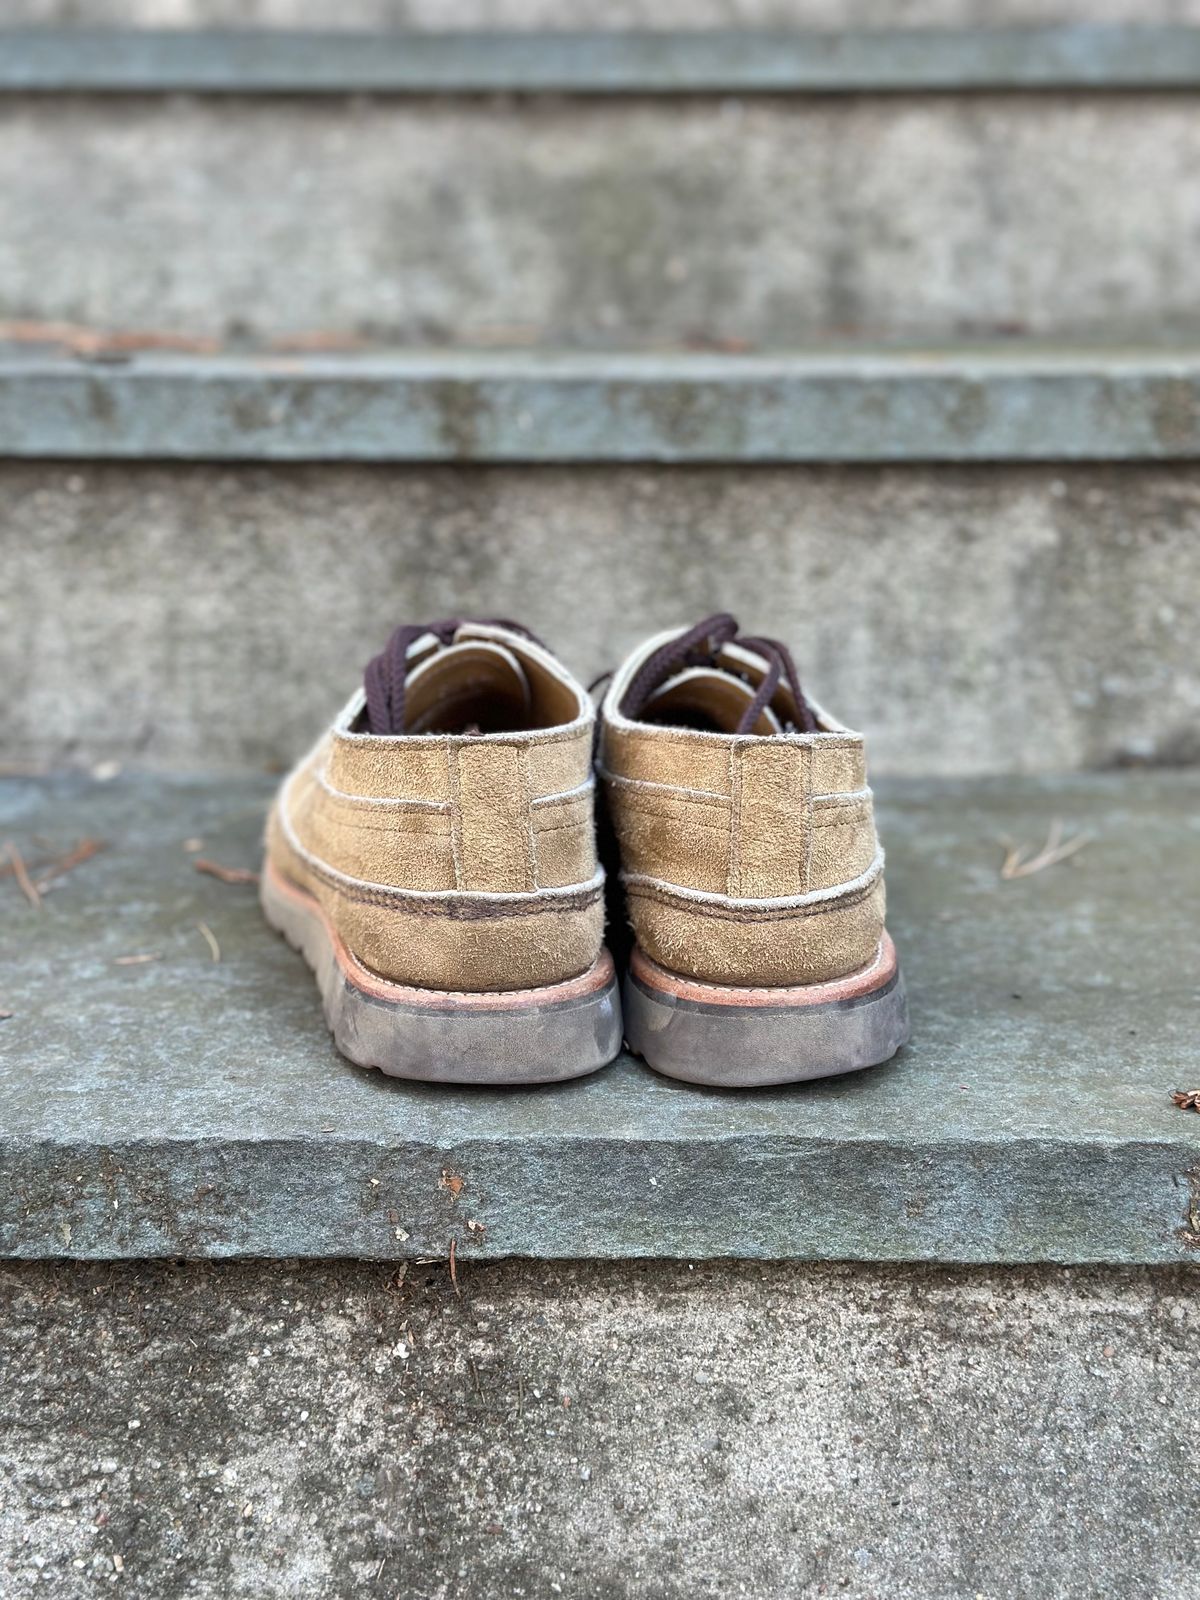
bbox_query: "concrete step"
[8,25,1200,93]
[3,1257,1198,1599]
[0,85,1196,346]
[2,769,1197,1264]
[4,346,1200,461]
[3,450,1199,775]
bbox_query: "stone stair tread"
[2,343,1200,461]
[4,23,1200,94]
[1,769,1197,1264]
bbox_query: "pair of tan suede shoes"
[261,615,909,1089]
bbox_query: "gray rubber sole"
[261,861,623,1086]
[624,942,910,1089]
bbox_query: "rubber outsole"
[261,859,623,1085]
[623,936,910,1088]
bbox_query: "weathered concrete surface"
[9,347,1200,462]
[2,460,1199,773]
[15,0,1200,26]
[0,1257,1198,1598]
[1,97,1198,346]
[2,771,1198,1263]
[10,26,1200,94]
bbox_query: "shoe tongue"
[640,664,783,736]
[403,640,533,734]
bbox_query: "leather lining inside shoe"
[640,667,783,736]
[351,634,583,736]
[404,644,535,735]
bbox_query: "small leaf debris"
[1172,1090,1200,1112]
[1000,819,1092,880]
[194,858,259,885]
[0,1011,12,1022]
[439,1169,465,1197]
[197,921,221,963]
[114,953,161,966]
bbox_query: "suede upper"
[266,623,604,993]
[599,624,888,987]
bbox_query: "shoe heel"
[623,937,909,1089]
[262,860,622,1085]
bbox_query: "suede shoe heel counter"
[268,716,605,994]
[624,876,887,989]
[261,618,621,1083]
[600,614,907,1086]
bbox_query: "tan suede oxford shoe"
[599,614,909,1088]
[262,619,621,1084]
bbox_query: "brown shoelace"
[619,613,819,735]
[364,618,546,735]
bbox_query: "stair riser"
[13,1,1200,23]
[2,97,1197,346]
[3,461,1195,774]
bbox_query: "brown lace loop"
[364,617,547,735]
[619,613,818,735]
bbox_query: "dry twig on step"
[449,1237,460,1296]
[197,921,221,963]
[34,837,106,893]
[194,858,259,885]
[999,819,1092,881]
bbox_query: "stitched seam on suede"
[614,799,730,827]
[620,815,730,836]
[811,809,870,830]
[640,940,886,996]
[294,856,604,920]
[626,876,879,924]
[802,742,814,895]
[342,942,602,998]
[811,787,873,809]
[276,821,599,922]
[531,777,596,809]
[304,807,453,839]
[315,765,450,812]
[727,741,741,899]
[622,849,883,913]
[534,800,592,825]
[280,766,603,905]
[448,746,464,891]
[597,765,727,806]
[523,745,539,893]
